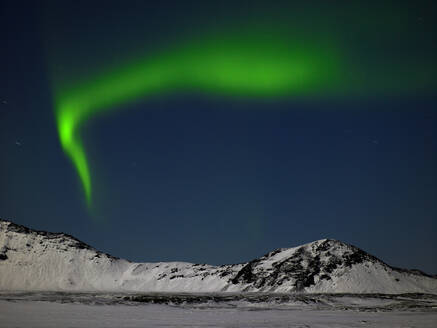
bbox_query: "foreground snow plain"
[1,300,436,328]
[0,292,436,328]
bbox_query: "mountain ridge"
[1,218,436,294]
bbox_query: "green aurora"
[52,31,435,208]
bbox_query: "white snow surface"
[1,300,437,328]
[0,219,436,293]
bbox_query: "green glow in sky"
[54,34,344,206]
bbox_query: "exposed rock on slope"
[0,219,436,293]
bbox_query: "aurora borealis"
[53,26,436,207]
[54,33,343,205]
[49,1,436,208]
[1,0,436,274]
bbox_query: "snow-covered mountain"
[0,218,436,293]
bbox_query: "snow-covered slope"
[0,219,436,293]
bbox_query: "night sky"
[1,1,436,273]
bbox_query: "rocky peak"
[231,239,386,291]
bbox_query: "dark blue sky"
[1,1,436,273]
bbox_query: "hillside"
[0,219,436,293]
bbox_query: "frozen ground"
[0,293,436,328]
